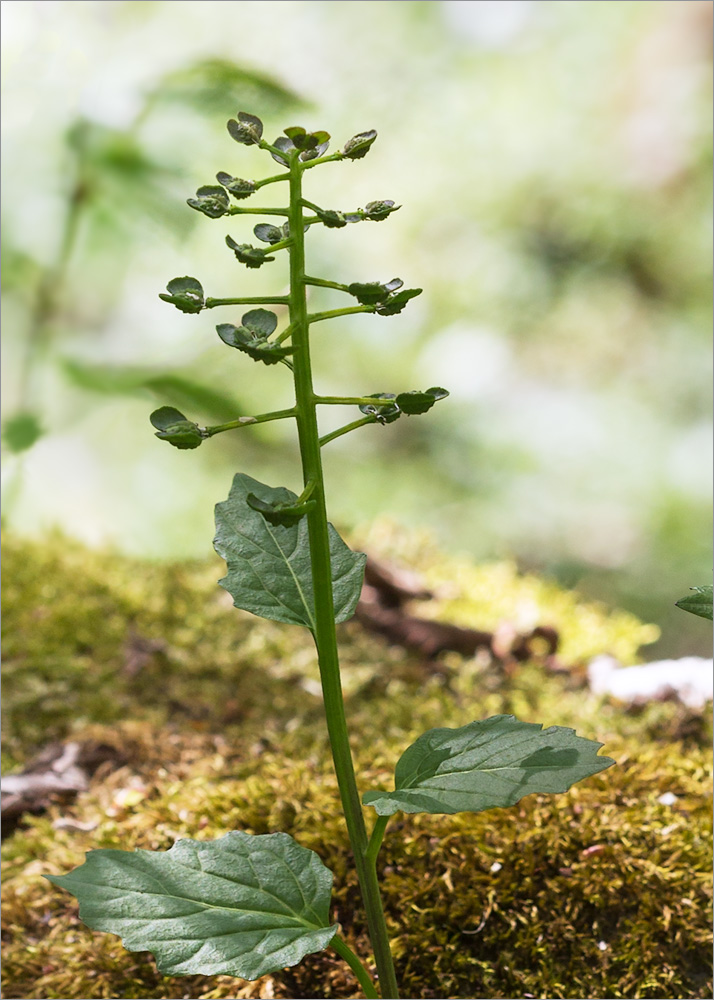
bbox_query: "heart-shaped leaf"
[363,715,615,817]
[215,474,366,629]
[216,324,292,365]
[187,185,231,218]
[216,173,256,200]
[675,586,714,621]
[270,135,296,166]
[46,831,338,980]
[225,237,276,268]
[158,277,205,313]
[241,309,278,337]
[254,223,285,245]
[395,386,448,415]
[227,111,264,146]
[149,407,205,449]
[341,130,377,160]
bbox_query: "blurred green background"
[2,0,711,658]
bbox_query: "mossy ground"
[2,528,711,1000]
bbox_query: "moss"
[2,531,711,999]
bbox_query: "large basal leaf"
[45,831,338,980]
[675,586,713,621]
[363,715,614,817]
[214,473,366,629]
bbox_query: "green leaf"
[216,173,256,200]
[246,492,316,526]
[187,185,230,218]
[395,386,448,415]
[358,393,401,425]
[283,127,330,159]
[315,208,348,229]
[45,831,338,980]
[342,130,377,160]
[225,236,275,268]
[363,200,400,222]
[159,276,205,313]
[216,323,292,365]
[2,412,43,453]
[242,309,278,337]
[270,136,295,166]
[375,287,421,316]
[214,473,366,629]
[348,279,403,306]
[150,407,205,450]
[227,111,264,146]
[254,224,285,245]
[363,715,615,817]
[675,586,713,621]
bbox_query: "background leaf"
[363,714,614,816]
[46,831,338,979]
[675,587,713,621]
[214,473,366,629]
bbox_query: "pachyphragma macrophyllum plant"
[48,112,615,1000]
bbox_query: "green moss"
[2,531,711,999]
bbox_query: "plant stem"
[365,816,390,867]
[204,296,290,308]
[301,151,345,170]
[308,305,374,325]
[305,275,351,293]
[254,173,289,190]
[227,206,290,216]
[316,395,398,407]
[288,159,399,1000]
[204,407,296,437]
[319,416,377,448]
[331,936,380,999]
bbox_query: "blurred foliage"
[0,0,711,658]
[2,531,711,999]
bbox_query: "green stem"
[316,395,397,407]
[254,173,290,190]
[308,305,374,325]
[331,936,379,999]
[204,407,296,437]
[319,416,377,447]
[305,275,351,293]
[365,816,390,868]
[301,151,345,170]
[288,159,399,1000]
[227,206,289,216]
[204,296,290,308]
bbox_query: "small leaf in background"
[149,407,204,450]
[225,235,275,268]
[143,59,304,120]
[45,831,338,979]
[395,386,449,415]
[159,276,205,313]
[187,185,230,219]
[363,200,400,222]
[227,111,264,146]
[675,587,713,622]
[375,287,422,316]
[348,278,403,305]
[253,223,285,245]
[2,412,43,453]
[216,173,256,200]
[215,473,366,628]
[341,129,377,160]
[363,715,615,816]
[246,492,315,526]
[358,393,401,425]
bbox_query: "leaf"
[675,586,714,621]
[315,208,348,229]
[214,473,366,629]
[246,492,316,526]
[254,224,285,245]
[150,407,204,450]
[225,236,275,268]
[187,185,230,219]
[216,324,293,365]
[363,200,400,222]
[2,412,43,453]
[270,135,296,166]
[342,130,377,160]
[216,173,256,200]
[242,309,278,337]
[159,276,204,313]
[348,279,403,306]
[227,111,264,146]
[45,831,338,980]
[375,287,421,316]
[363,715,615,817]
[358,393,401,425]
[395,386,448,415]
